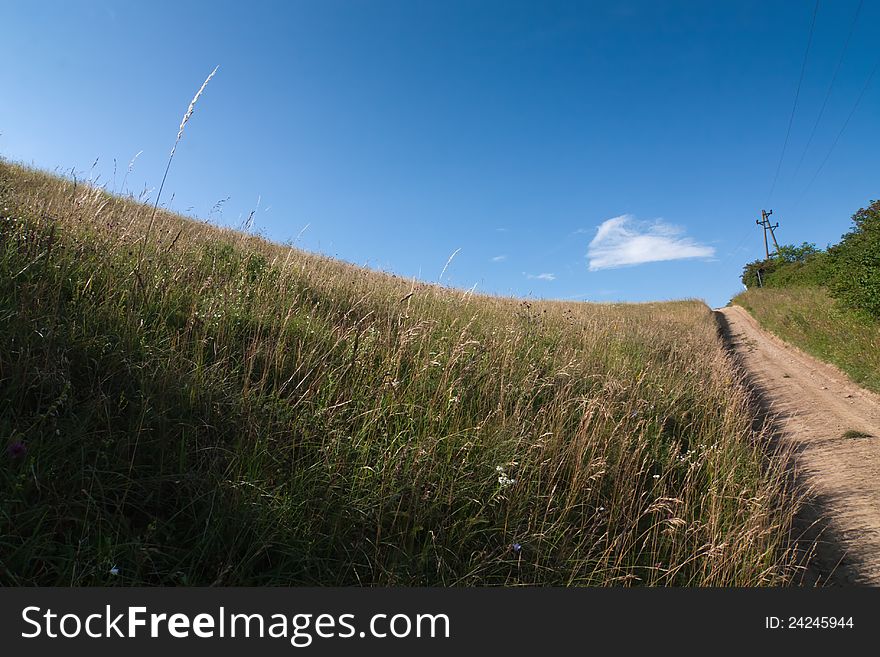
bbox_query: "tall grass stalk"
[438,247,460,283]
[138,66,219,272]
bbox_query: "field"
[0,161,799,585]
[735,287,880,394]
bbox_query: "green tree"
[775,242,820,263]
[740,242,829,290]
[827,200,880,318]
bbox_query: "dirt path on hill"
[716,305,880,586]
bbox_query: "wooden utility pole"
[756,209,780,259]
[760,212,769,259]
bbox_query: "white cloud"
[587,215,715,271]
[491,255,507,262]
[525,272,556,281]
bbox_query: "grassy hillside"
[0,161,798,585]
[734,287,880,394]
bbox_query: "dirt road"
[717,305,880,585]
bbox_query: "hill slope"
[0,161,797,585]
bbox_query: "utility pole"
[756,209,780,259]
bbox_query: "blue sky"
[1,1,877,307]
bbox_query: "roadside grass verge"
[734,287,880,394]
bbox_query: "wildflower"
[6,440,26,459]
[652,474,660,479]
[512,543,522,553]
[109,566,120,576]
[495,465,516,487]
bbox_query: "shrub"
[741,258,777,289]
[740,242,827,290]
[826,200,880,319]
[765,251,831,288]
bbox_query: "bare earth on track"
[717,305,880,585]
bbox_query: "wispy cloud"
[587,215,714,271]
[525,272,556,281]
[490,254,507,262]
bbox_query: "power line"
[789,0,863,183]
[765,0,820,205]
[793,52,880,209]
[719,221,760,267]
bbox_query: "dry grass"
[0,161,801,585]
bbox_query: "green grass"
[0,160,799,586]
[734,287,880,394]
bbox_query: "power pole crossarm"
[768,222,780,252]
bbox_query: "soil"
[716,305,880,586]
